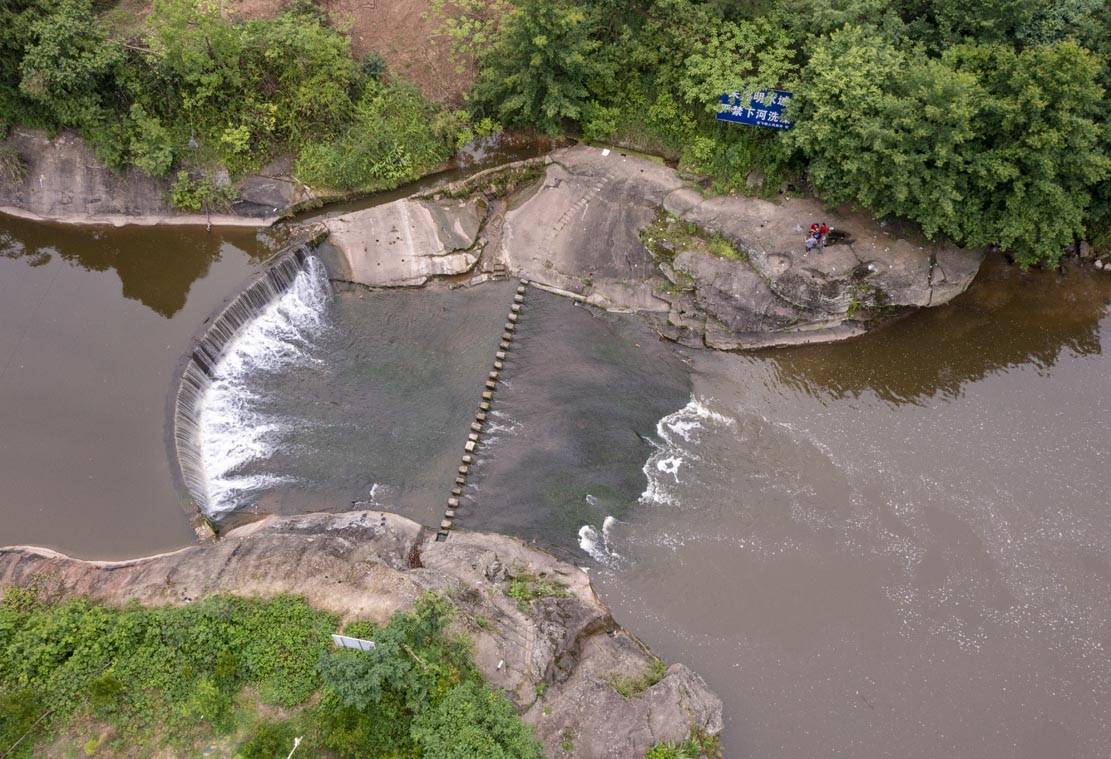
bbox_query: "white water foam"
[638,396,735,508]
[197,256,332,516]
[579,514,620,564]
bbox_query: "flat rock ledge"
[0,511,723,759]
[321,144,983,350]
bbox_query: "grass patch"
[609,657,667,699]
[645,728,722,759]
[507,571,571,611]
[639,210,747,263]
[0,145,27,184]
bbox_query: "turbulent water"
[192,272,516,525]
[182,254,1111,758]
[197,256,333,516]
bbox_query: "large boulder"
[322,197,484,286]
[0,511,722,759]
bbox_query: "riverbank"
[0,510,723,758]
[316,144,984,350]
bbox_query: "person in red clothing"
[805,223,820,253]
[818,222,830,248]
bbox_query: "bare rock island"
[0,511,723,759]
[321,144,984,350]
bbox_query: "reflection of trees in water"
[767,257,1111,405]
[0,217,267,318]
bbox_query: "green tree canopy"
[471,0,610,133]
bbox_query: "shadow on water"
[0,216,267,318]
[764,256,1111,405]
[0,215,269,558]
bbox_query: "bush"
[294,79,462,191]
[0,590,338,754]
[0,145,27,183]
[169,171,233,212]
[316,594,544,759]
[234,720,298,759]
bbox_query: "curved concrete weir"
[171,240,328,522]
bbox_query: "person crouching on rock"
[806,223,820,253]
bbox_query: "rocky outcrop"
[0,511,722,759]
[494,145,983,349]
[321,145,983,350]
[322,196,484,286]
[0,128,317,226]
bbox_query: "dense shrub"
[0,0,468,206]
[294,80,463,191]
[0,589,542,758]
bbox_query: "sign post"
[716,89,795,130]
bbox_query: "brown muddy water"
[590,256,1111,758]
[0,216,271,557]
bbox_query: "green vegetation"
[609,656,667,698]
[507,570,571,610]
[466,0,1111,266]
[0,589,542,758]
[0,144,26,182]
[0,0,471,205]
[645,727,722,759]
[640,210,747,262]
[4,0,1108,263]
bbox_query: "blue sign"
[716,89,794,130]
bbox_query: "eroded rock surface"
[493,145,983,349]
[0,128,316,226]
[322,197,483,286]
[322,144,983,349]
[0,511,722,759]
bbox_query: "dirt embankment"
[0,511,723,759]
[226,0,475,103]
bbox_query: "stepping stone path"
[436,279,529,541]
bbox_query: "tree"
[789,27,981,240]
[17,0,122,130]
[471,0,610,134]
[792,28,1109,265]
[944,40,1110,265]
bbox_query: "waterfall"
[172,245,331,517]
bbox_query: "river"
[0,216,271,557]
[1,208,1109,756]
